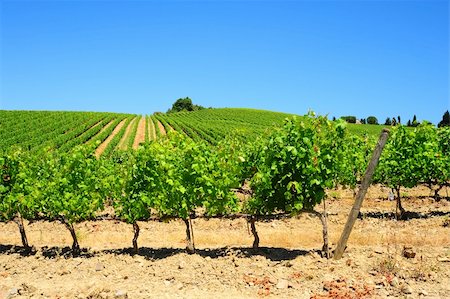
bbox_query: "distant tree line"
[339,115,379,125]
[383,116,400,126]
[334,110,450,127]
[438,110,449,127]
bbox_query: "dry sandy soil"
[157,121,166,136]
[132,117,147,150]
[1,185,449,299]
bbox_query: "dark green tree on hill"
[412,114,420,127]
[384,118,392,125]
[367,116,378,125]
[167,97,205,113]
[341,116,356,123]
[438,110,450,127]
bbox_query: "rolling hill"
[0,108,389,155]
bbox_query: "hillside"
[156,108,293,143]
[1,108,396,155]
[0,110,134,156]
[0,109,292,154]
[347,123,390,137]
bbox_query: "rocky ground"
[0,185,449,298]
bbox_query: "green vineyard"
[1,109,449,256]
[0,108,292,154]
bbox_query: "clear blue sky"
[0,0,448,124]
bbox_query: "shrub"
[367,116,378,125]
[341,116,356,123]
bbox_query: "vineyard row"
[1,114,449,256]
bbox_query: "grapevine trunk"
[132,222,140,254]
[249,217,259,249]
[64,222,80,256]
[14,213,30,249]
[434,186,443,202]
[321,201,330,258]
[395,187,405,220]
[183,218,195,254]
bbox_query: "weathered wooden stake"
[334,129,389,260]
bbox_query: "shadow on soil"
[101,246,315,261]
[0,245,94,258]
[0,244,37,256]
[0,244,316,261]
[358,210,450,220]
[136,246,313,261]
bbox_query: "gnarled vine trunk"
[395,187,405,220]
[14,213,30,249]
[183,218,195,254]
[433,185,443,202]
[249,216,259,249]
[321,200,330,258]
[63,221,80,256]
[306,209,330,258]
[132,222,140,254]
[434,189,440,201]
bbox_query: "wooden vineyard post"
[333,129,389,260]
